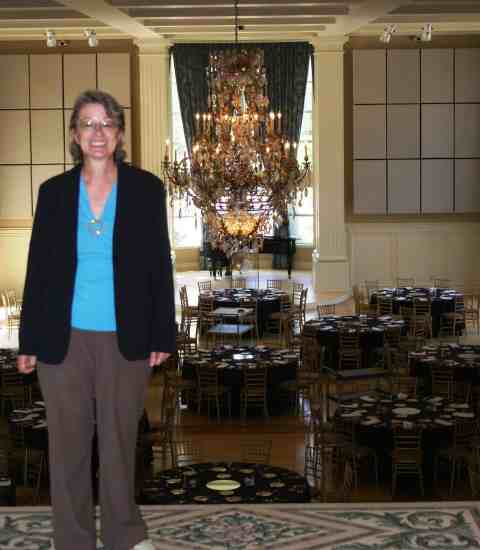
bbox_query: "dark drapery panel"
[263,43,311,268]
[172,42,312,270]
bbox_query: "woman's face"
[73,102,123,162]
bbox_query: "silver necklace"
[87,217,104,237]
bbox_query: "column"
[311,37,350,296]
[135,37,175,264]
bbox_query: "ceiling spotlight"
[84,29,98,48]
[420,23,433,42]
[379,24,396,44]
[45,30,57,48]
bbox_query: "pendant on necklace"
[88,218,104,237]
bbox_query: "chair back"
[172,440,204,467]
[317,303,335,316]
[364,280,379,299]
[198,280,212,292]
[231,277,246,289]
[339,329,360,351]
[377,296,393,315]
[453,419,479,450]
[300,335,320,372]
[392,376,417,397]
[243,366,267,398]
[397,277,415,287]
[431,365,454,400]
[278,293,291,312]
[292,282,304,305]
[392,425,423,465]
[267,279,282,290]
[179,285,188,311]
[385,326,402,349]
[432,277,451,288]
[196,365,218,390]
[240,439,272,465]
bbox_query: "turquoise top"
[71,176,117,331]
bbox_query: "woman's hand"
[17,355,37,374]
[149,351,171,368]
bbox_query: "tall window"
[288,59,313,246]
[170,57,202,248]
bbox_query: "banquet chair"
[392,426,424,496]
[0,369,28,416]
[352,284,374,315]
[411,298,432,338]
[282,335,319,416]
[439,294,465,340]
[1,291,20,338]
[430,364,456,400]
[396,277,415,287]
[197,280,212,292]
[148,402,176,472]
[231,277,246,289]
[7,421,47,502]
[267,293,292,346]
[364,280,379,300]
[432,277,451,288]
[291,288,308,331]
[197,294,216,345]
[239,298,260,341]
[391,376,418,398]
[267,279,283,290]
[240,439,272,465]
[163,356,196,414]
[171,440,205,468]
[338,329,362,371]
[196,365,232,421]
[317,303,336,316]
[333,417,379,489]
[241,365,269,421]
[179,285,199,340]
[408,315,428,347]
[464,293,480,335]
[385,325,402,350]
[377,296,393,316]
[468,446,480,497]
[435,419,479,495]
[304,442,340,501]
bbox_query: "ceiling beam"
[56,0,158,38]
[125,6,347,18]
[322,0,413,35]
[109,0,350,6]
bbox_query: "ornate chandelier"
[163,4,311,255]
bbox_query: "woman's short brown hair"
[69,89,126,164]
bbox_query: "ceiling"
[1,0,480,43]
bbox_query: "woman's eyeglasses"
[78,119,117,132]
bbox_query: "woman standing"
[17,90,175,550]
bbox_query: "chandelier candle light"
[163,46,311,255]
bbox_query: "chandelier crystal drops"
[163,47,311,255]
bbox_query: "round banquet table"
[303,314,406,370]
[370,287,464,337]
[199,288,288,336]
[182,345,299,415]
[140,462,310,505]
[336,391,476,488]
[409,342,480,388]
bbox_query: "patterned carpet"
[1,502,480,549]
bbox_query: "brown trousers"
[37,328,152,550]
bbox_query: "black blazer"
[19,162,176,364]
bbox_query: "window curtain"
[172,42,312,270]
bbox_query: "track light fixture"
[45,30,57,48]
[379,24,396,44]
[84,29,98,48]
[420,23,433,42]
